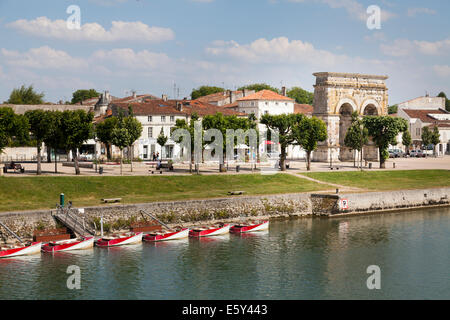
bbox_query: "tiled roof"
[196,91,242,103]
[294,104,314,115]
[237,90,294,102]
[182,100,245,116]
[402,109,449,123]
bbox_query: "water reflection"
[0,207,449,300]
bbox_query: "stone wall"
[0,193,311,241]
[312,187,450,216]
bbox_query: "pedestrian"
[156,152,159,160]
[152,152,156,161]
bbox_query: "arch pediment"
[334,97,358,115]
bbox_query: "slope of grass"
[303,170,450,191]
[0,174,330,212]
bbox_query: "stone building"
[311,72,389,162]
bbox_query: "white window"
[264,110,269,115]
[161,116,166,122]
[148,127,153,138]
[170,116,175,122]
[148,116,152,122]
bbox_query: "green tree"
[238,83,280,93]
[71,89,100,104]
[292,117,327,171]
[363,116,408,168]
[60,110,94,175]
[431,126,441,156]
[344,116,369,169]
[388,105,398,114]
[421,126,433,153]
[260,113,304,171]
[24,110,54,175]
[0,107,29,154]
[402,129,412,155]
[124,106,143,171]
[173,113,200,172]
[157,128,168,157]
[95,117,119,160]
[43,111,64,173]
[437,92,450,112]
[287,87,314,105]
[191,86,224,100]
[7,85,44,104]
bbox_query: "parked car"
[410,150,426,158]
[388,150,395,158]
[393,149,405,158]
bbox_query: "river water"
[0,207,449,300]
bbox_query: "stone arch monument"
[312,72,389,162]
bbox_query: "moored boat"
[189,224,231,238]
[229,220,269,234]
[95,232,143,247]
[0,242,42,258]
[41,237,94,253]
[143,228,189,242]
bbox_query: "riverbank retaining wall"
[1,187,449,241]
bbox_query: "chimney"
[176,101,183,111]
[281,86,287,97]
[132,91,137,99]
[243,89,248,97]
[162,94,168,102]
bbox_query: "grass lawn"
[0,174,331,213]
[303,170,450,191]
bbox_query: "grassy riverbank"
[0,174,330,213]
[303,170,450,191]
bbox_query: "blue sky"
[0,0,449,104]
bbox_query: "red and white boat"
[0,242,42,258]
[189,224,231,238]
[41,237,94,253]
[95,232,143,247]
[230,221,269,234]
[143,228,189,242]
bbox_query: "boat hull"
[41,237,94,253]
[95,232,143,247]
[0,242,42,258]
[144,228,189,242]
[230,221,269,233]
[189,224,231,238]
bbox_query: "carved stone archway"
[312,72,389,163]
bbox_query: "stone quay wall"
[1,188,449,241]
[0,193,311,241]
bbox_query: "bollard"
[60,193,65,207]
[336,188,339,194]
[99,167,103,174]
[369,163,372,169]
[236,165,240,172]
[393,162,396,169]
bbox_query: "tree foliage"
[7,85,44,105]
[95,117,119,160]
[402,129,412,152]
[157,127,168,148]
[292,117,327,171]
[260,113,304,171]
[238,83,280,93]
[0,107,29,153]
[362,116,408,168]
[388,105,398,114]
[71,89,100,104]
[287,87,314,105]
[191,86,224,100]
[60,110,94,175]
[437,92,450,112]
[24,110,55,175]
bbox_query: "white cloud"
[288,0,396,22]
[407,7,436,17]
[206,37,348,68]
[91,48,172,70]
[433,65,450,78]
[1,46,88,69]
[381,38,450,56]
[7,17,175,43]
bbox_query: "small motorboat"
[230,220,269,234]
[95,232,143,247]
[41,237,94,253]
[189,224,231,238]
[143,228,189,242]
[0,242,42,258]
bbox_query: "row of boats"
[0,220,269,258]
